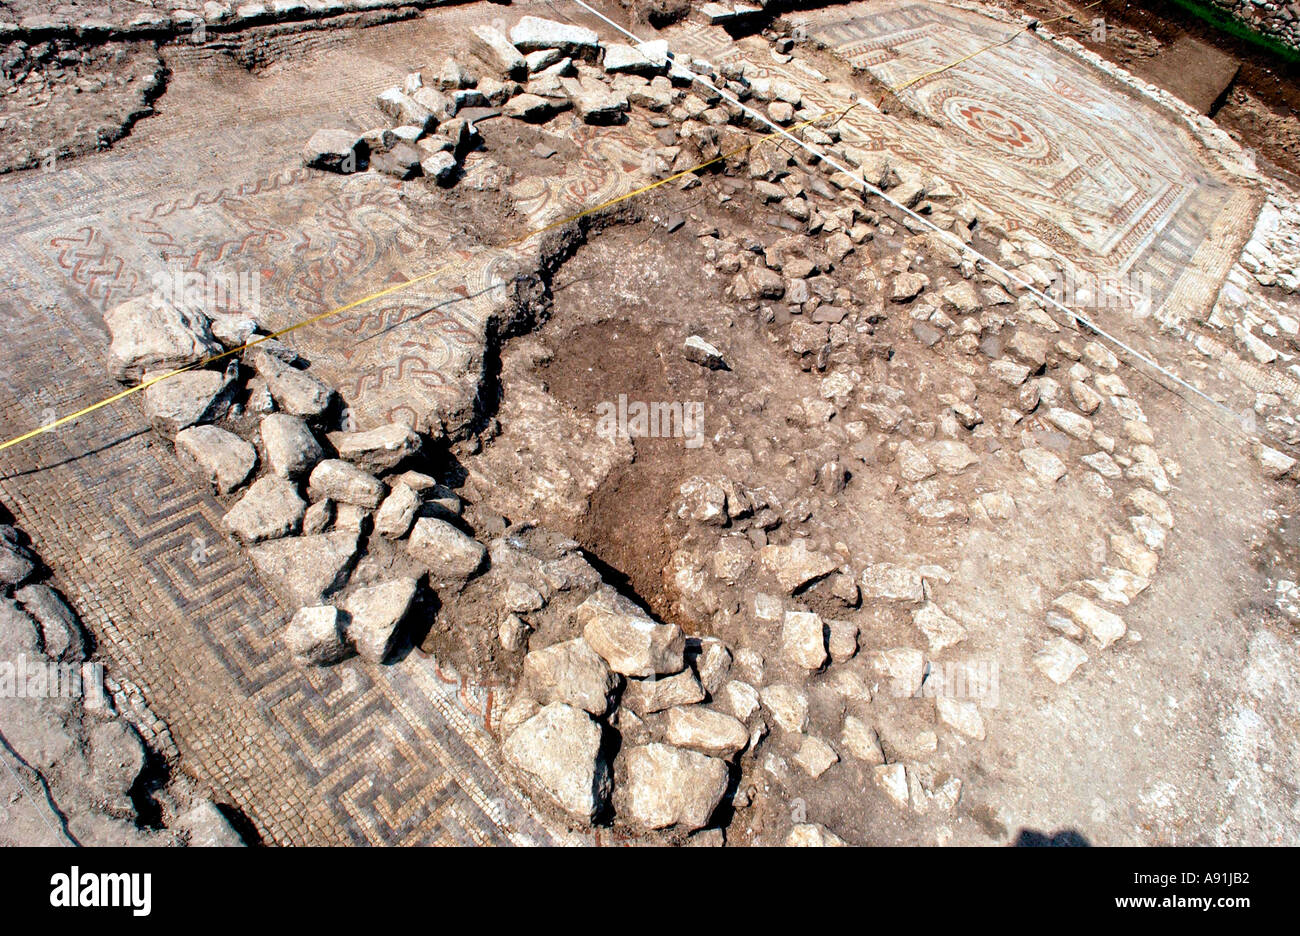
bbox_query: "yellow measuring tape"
[0,105,855,454]
[1,0,1111,456]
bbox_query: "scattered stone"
[374,483,420,539]
[757,539,838,594]
[891,271,929,302]
[435,56,476,90]
[1005,330,1048,369]
[1081,451,1121,479]
[248,531,359,607]
[1046,609,1084,639]
[510,17,601,58]
[622,669,705,715]
[247,349,336,419]
[376,88,437,133]
[684,335,727,370]
[525,49,562,73]
[1052,593,1126,648]
[873,763,910,811]
[1099,566,1151,602]
[1020,447,1067,483]
[989,359,1031,386]
[499,613,531,652]
[910,769,962,814]
[830,573,860,607]
[676,477,728,524]
[1070,380,1102,415]
[307,459,385,509]
[472,24,528,80]
[793,736,839,778]
[1082,341,1118,371]
[221,476,306,544]
[320,502,366,534]
[175,425,257,494]
[897,440,936,481]
[841,715,885,764]
[626,76,673,112]
[374,141,423,180]
[978,490,1017,520]
[603,40,668,75]
[342,578,419,663]
[284,605,350,666]
[503,92,567,122]
[301,498,334,535]
[104,297,222,384]
[142,366,235,437]
[781,610,828,671]
[663,705,748,758]
[326,423,421,474]
[936,697,985,740]
[939,281,980,314]
[576,588,684,677]
[1127,489,1173,528]
[503,703,609,822]
[786,823,846,846]
[302,129,366,173]
[1032,636,1089,684]
[912,601,967,652]
[406,517,486,583]
[1046,407,1093,440]
[616,743,728,831]
[686,637,732,695]
[826,619,859,663]
[260,414,325,480]
[860,563,925,603]
[928,440,978,474]
[1258,445,1296,480]
[869,647,925,698]
[503,580,545,614]
[1110,532,1159,578]
[522,637,619,716]
[760,684,809,733]
[572,81,629,124]
[720,680,760,720]
[421,150,459,185]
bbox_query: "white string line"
[568,0,1252,434]
[0,731,74,846]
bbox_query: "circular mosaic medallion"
[943,96,1051,160]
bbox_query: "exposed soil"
[5,0,1300,847]
[0,37,165,173]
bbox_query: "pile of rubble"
[104,292,496,668]
[300,13,861,193]
[101,262,761,837]
[91,11,1197,843]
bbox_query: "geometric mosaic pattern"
[0,270,556,843]
[679,1,1257,324]
[0,0,1254,845]
[0,4,659,845]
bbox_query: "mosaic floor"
[676,0,1257,324]
[0,0,1263,845]
[0,4,653,846]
